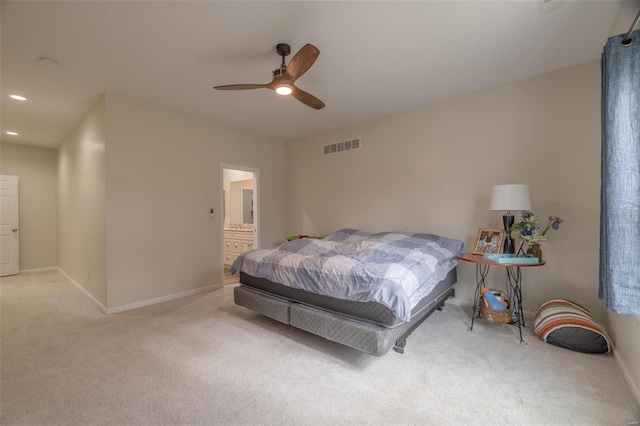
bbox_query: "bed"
[231,228,464,356]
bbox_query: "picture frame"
[472,228,506,255]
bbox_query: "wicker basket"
[479,289,512,324]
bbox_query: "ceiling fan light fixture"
[275,84,293,96]
[214,43,324,109]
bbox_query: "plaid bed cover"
[231,228,464,322]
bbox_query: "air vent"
[323,138,361,155]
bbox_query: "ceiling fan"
[214,43,325,110]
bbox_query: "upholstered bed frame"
[234,268,457,356]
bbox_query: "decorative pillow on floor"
[534,299,610,354]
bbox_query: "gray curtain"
[599,29,640,315]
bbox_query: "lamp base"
[503,214,515,254]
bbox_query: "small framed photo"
[472,228,505,255]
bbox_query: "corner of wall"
[57,96,107,307]
[604,310,640,407]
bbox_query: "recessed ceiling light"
[10,95,27,101]
[6,131,18,136]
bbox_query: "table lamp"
[490,184,531,254]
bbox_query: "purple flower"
[550,216,564,230]
[514,210,565,243]
[521,210,533,219]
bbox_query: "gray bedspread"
[231,228,464,322]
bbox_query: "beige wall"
[0,143,58,271]
[105,93,285,309]
[603,0,640,404]
[286,60,602,320]
[57,96,107,306]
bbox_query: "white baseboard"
[106,283,224,314]
[20,267,58,274]
[57,267,223,315]
[57,268,107,314]
[594,325,640,407]
[609,338,640,407]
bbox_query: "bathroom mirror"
[242,188,253,224]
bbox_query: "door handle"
[12,229,18,232]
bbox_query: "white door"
[0,175,20,276]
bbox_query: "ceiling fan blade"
[285,44,320,82]
[291,85,325,110]
[213,84,270,90]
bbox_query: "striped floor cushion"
[534,299,610,354]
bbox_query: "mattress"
[239,268,457,328]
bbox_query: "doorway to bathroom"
[221,165,259,285]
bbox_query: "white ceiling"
[1,0,623,149]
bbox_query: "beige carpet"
[1,271,638,425]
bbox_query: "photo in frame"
[472,228,506,255]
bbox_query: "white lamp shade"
[490,184,531,211]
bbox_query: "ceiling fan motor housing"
[276,43,291,57]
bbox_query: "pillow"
[534,299,610,354]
